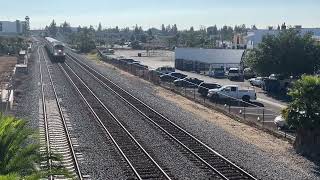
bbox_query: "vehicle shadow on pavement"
[214,100,265,108]
[249,101,264,107]
[264,92,292,103]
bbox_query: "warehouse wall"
[175,48,244,64]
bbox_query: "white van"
[227,68,243,81]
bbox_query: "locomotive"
[45,37,66,62]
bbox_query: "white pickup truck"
[207,85,257,101]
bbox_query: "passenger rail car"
[45,37,66,62]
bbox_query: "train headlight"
[54,53,58,56]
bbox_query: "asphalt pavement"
[113,49,288,115]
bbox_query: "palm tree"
[0,114,71,179]
[0,114,39,177]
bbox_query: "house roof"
[175,48,244,64]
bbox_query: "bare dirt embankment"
[0,56,17,83]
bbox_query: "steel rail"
[38,46,53,180]
[66,52,257,180]
[41,47,83,179]
[59,62,171,180]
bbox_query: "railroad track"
[66,52,257,180]
[59,61,171,180]
[38,46,83,179]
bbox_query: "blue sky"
[1,0,320,30]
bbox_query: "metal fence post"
[229,98,231,113]
[243,105,246,120]
[193,87,196,99]
[215,96,217,106]
[262,108,265,126]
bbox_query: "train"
[45,37,66,62]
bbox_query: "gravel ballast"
[66,58,219,179]
[47,56,130,179]
[71,52,320,180]
[13,45,41,130]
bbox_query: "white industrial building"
[244,28,320,49]
[175,48,245,73]
[0,20,26,36]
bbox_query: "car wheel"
[210,94,219,101]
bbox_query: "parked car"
[263,74,292,94]
[160,72,187,82]
[198,82,222,97]
[174,78,203,88]
[274,115,297,130]
[208,67,225,78]
[156,66,175,75]
[207,85,257,101]
[249,77,267,87]
[119,58,140,65]
[227,68,244,81]
[274,115,286,129]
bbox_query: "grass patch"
[86,50,101,62]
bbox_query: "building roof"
[175,48,245,64]
[245,28,320,45]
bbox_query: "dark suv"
[174,78,203,88]
[160,72,187,82]
[198,82,221,96]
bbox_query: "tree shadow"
[294,147,320,177]
[302,154,320,177]
[263,91,292,103]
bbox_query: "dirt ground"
[0,56,17,83]
[155,87,316,177]
[156,87,291,152]
[114,49,174,69]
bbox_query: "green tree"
[172,24,178,35]
[48,20,58,37]
[207,25,218,36]
[115,26,120,33]
[131,41,142,49]
[61,21,72,35]
[147,29,153,40]
[282,75,320,154]
[246,29,320,77]
[77,27,96,53]
[189,26,194,32]
[97,23,102,32]
[161,24,166,34]
[220,25,233,41]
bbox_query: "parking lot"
[113,49,287,114]
[98,49,295,139]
